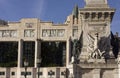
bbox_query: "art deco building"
[0,0,119,78]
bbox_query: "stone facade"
[0,0,119,78]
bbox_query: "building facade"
[0,0,120,78]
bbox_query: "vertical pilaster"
[93,69,101,78]
[17,39,23,67]
[66,38,71,67]
[17,39,23,78]
[34,39,41,68]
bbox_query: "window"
[48,71,55,75]
[21,72,31,75]
[23,41,35,67]
[61,72,66,75]
[38,72,43,75]
[11,72,15,75]
[24,29,35,37]
[0,72,5,75]
[21,72,25,75]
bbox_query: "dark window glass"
[61,72,66,75]
[23,41,35,67]
[41,42,66,67]
[11,72,15,75]
[0,72,5,75]
[38,72,43,75]
[0,42,18,67]
[48,71,55,75]
[21,72,31,75]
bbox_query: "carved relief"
[0,30,17,37]
[42,29,65,37]
[25,23,34,28]
[24,29,35,37]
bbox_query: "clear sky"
[0,0,120,35]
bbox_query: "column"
[114,69,119,78]
[118,57,120,78]
[17,39,23,78]
[66,38,71,67]
[93,69,101,78]
[118,64,120,78]
[34,39,41,68]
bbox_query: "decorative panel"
[42,29,65,37]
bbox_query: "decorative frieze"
[0,30,17,37]
[42,29,65,37]
[24,29,35,37]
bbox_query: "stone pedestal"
[114,69,119,78]
[67,64,74,78]
[93,69,101,78]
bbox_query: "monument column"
[117,54,120,78]
[93,69,101,78]
[17,39,23,78]
[34,39,41,68]
[114,69,119,78]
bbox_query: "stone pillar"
[118,64,120,78]
[117,55,120,78]
[17,39,23,78]
[114,69,119,78]
[66,38,71,67]
[34,39,41,68]
[93,69,101,78]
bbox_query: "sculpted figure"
[88,33,106,59]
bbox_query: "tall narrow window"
[23,41,35,67]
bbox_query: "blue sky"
[0,0,120,35]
